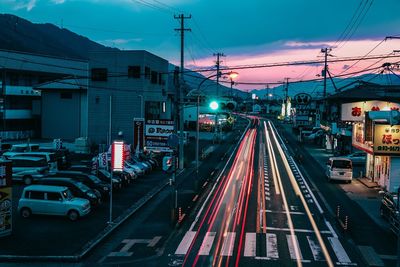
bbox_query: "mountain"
[251,73,400,100]
[0,14,115,59]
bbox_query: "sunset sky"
[1,0,400,90]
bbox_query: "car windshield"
[75,181,90,192]
[332,160,352,169]
[62,189,73,200]
[88,174,102,183]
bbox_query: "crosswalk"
[175,231,355,265]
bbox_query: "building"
[87,50,173,145]
[327,82,400,192]
[0,49,87,140]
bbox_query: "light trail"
[264,122,281,195]
[264,121,302,267]
[268,121,335,267]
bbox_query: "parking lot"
[0,163,168,256]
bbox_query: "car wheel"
[20,208,32,218]
[68,210,79,221]
[23,176,33,185]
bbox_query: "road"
[168,118,361,266]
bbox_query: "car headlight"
[88,193,96,198]
[103,186,109,191]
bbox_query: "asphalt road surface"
[168,118,362,267]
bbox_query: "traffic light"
[209,101,219,110]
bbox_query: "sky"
[1,0,400,90]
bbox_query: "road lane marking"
[175,231,196,255]
[220,232,236,256]
[287,234,303,261]
[307,236,324,261]
[198,232,216,255]
[244,232,256,257]
[266,233,279,259]
[268,121,334,267]
[263,209,307,215]
[328,237,352,265]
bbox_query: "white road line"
[307,236,324,261]
[221,232,236,256]
[266,233,279,259]
[328,237,352,264]
[264,226,331,234]
[175,231,196,255]
[244,232,256,257]
[325,220,338,238]
[198,232,216,256]
[287,234,303,260]
[263,209,307,215]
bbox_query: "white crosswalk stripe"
[198,232,216,255]
[287,234,303,260]
[175,231,353,264]
[266,233,279,259]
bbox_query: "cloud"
[51,0,65,3]
[2,0,37,11]
[98,38,143,47]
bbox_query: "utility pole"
[321,48,331,118]
[213,52,225,97]
[174,13,191,170]
[1,68,6,134]
[283,78,289,117]
[213,53,224,142]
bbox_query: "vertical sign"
[0,160,12,237]
[133,118,144,153]
[111,141,124,172]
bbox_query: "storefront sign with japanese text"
[374,125,400,155]
[352,123,373,153]
[341,101,400,121]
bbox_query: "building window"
[95,96,100,104]
[128,66,141,78]
[60,92,72,99]
[158,73,163,85]
[145,101,161,120]
[91,68,108,81]
[145,67,151,80]
[151,71,158,84]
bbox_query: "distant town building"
[0,49,87,140]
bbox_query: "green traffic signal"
[209,101,219,110]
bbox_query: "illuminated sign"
[373,125,400,155]
[111,141,124,172]
[352,123,373,154]
[341,101,400,122]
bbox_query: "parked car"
[4,152,58,171]
[0,143,12,155]
[124,160,146,176]
[46,171,110,199]
[18,185,91,221]
[69,165,92,173]
[380,192,399,220]
[38,178,101,207]
[342,151,367,164]
[39,147,71,170]
[10,156,49,185]
[325,157,353,183]
[94,169,123,190]
[10,143,40,152]
[305,129,324,140]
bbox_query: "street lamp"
[188,71,238,183]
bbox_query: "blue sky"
[1,0,400,89]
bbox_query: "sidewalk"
[279,123,390,231]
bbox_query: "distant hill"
[251,73,400,100]
[0,13,115,59]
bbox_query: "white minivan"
[326,157,353,183]
[18,185,91,221]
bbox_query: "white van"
[4,152,57,170]
[326,157,353,183]
[18,185,91,221]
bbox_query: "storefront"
[342,101,400,192]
